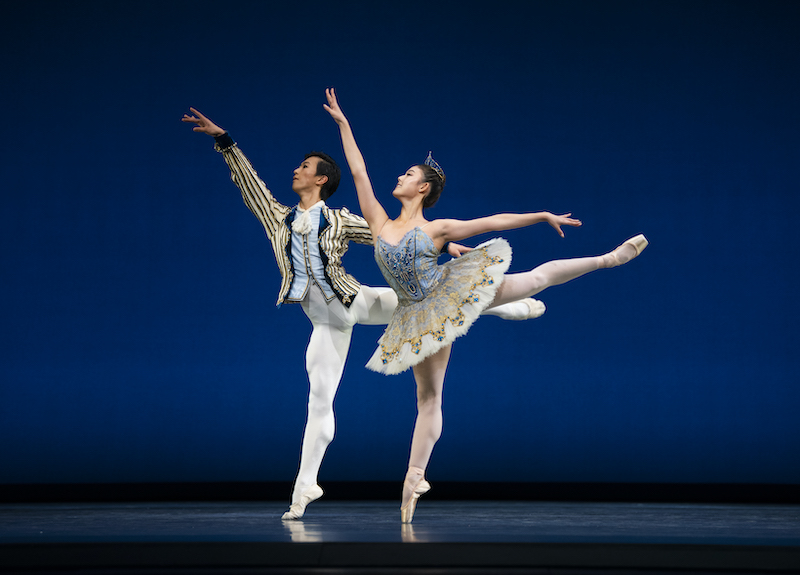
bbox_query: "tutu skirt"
[366,238,511,374]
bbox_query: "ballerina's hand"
[323,87,348,124]
[181,107,225,137]
[549,212,582,238]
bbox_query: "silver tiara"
[424,151,446,184]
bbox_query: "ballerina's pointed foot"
[602,234,648,268]
[400,477,431,524]
[281,484,323,520]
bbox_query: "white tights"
[490,255,602,308]
[292,284,532,504]
[294,284,396,503]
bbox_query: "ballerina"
[323,88,647,522]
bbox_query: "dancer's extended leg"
[401,344,451,523]
[351,285,398,325]
[353,284,542,322]
[489,234,647,307]
[490,256,602,305]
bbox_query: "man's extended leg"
[351,284,545,324]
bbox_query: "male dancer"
[182,107,544,519]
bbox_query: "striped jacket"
[215,136,373,307]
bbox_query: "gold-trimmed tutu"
[367,232,511,375]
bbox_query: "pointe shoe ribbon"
[282,484,323,520]
[400,477,431,524]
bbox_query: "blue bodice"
[375,228,443,305]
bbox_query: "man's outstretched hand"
[182,107,226,137]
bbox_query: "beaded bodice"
[375,227,443,305]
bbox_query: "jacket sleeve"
[214,133,289,238]
[338,207,374,246]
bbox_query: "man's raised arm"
[182,107,289,238]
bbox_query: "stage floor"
[2,500,799,573]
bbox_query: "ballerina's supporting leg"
[488,234,648,307]
[401,344,451,523]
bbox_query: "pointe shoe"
[281,484,323,520]
[400,477,431,524]
[605,234,648,268]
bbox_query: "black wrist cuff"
[214,132,235,149]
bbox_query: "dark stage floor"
[1,500,799,574]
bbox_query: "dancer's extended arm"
[427,212,582,244]
[182,107,290,238]
[323,88,389,240]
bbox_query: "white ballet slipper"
[519,298,546,319]
[281,484,323,520]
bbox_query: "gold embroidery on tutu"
[378,251,504,365]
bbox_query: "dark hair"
[305,151,341,200]
[417,164,445,208]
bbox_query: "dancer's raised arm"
[181,107,226,137]
[324,88,389,239]
[427,212,582,244]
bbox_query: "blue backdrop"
[1,0,798,487]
